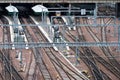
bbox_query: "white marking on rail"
[30,16,58,51]
[4,16,15,49]
[31,16,89,80]
[4,16,14,42]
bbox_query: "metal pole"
[42,8,44,23]
[50,16,53,40]
[68,4,72,29]
[13,11,16,29]
[118,26,120,51]
[114,3,117,37]
[69,3,71,16]
[43,10,45,23]
[76,36,79,65]
[62,25,65,41]
[94,3,98,28]
[114,16,117,37]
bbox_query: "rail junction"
[0,1,119,80]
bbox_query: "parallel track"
[55,17,120,80]
[0,50,23,80]
[85,17,120,69]
[76,17,104,80]
[0,16,23,80]
[54,17,104,80]
[83,17,120,79]
[20,16,48,80]
[20,16,87,80]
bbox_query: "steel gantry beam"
[0,3,118,49]
[0,0,119,3]
[0,42,120,49]
[51,16,117,27]
[0,16,118,28]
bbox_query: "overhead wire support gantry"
[0,3,120,49]
[0,42,120,49]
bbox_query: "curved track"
[82,17,120,79]
[55,17,120,80]
[54,17,106,80]
[20,16,88,80]
[84,17,120,70]
[0,16,23,80]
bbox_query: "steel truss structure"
[1,3,120,49]
[0,0,119,3]
[1,42,120,49]
[51,16,117,27]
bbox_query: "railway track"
[76,17,106,80]
[0,16,23,80]
[91,50,120,79]
[44,47,87,79]
[54,17,106,80]
[55,17,120,80]
[36,20,87,79]
[82,17,120,79]
[94,17,113,42]
[100,18,120,70]
[0,50,23,80]
[84,17,120,69]
[20,16,42,80]
[0,73,4,80]
[100,70,111,80]
[0,17,4,80]
[20,16,88,80]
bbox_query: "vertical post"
[76,36,79,65]
[94,3,97,27]
[118,26,120,51]
[13,11,15,34]
[69,3,72,29]
[69,3,71,16]
[13,12,18,29]
[63,24,66,50]
[94,3,99,35]
[13,11,19,37]
[114,3,117,37]
[42,8,44,23]
[62,25,65,41]
[114,16,117,37]
[43,9,46,23]
[50,16,53,40]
